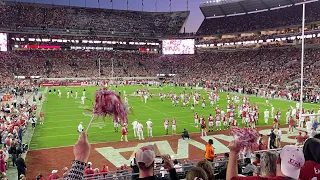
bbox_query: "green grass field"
[29,85,320,150]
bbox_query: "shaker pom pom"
[231,127,259,150]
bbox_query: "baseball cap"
[88,162,92,165]
[135,146,155,168]
[52,170,58,174]
[280,145,305,179]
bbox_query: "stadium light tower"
[299,1,319,118]
[99,57,101,78]
[111,58,114,78]
[299,3,305,120]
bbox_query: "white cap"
[88,162,92,165]
[52,170,58,174]
[280,145,305,179]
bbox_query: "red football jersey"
[296,135,305,143]
[299,161,320,180]
[289,118,295,126]
[121,127,128,135]
[201,119,206,129]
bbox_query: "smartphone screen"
[154,156,164,164]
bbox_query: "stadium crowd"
[0,47,318,102]
[197,1,320,35]
[2,0,320,179]
[0,2,188,35]
[2,46,320,101]
[0,85,39,180]
[31,132,320,180]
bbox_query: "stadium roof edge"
[199,0,319,18]
[4,1,190,14]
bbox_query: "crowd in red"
[0,2,188,36]
[197,1,320,35]
[0,46,319,102]
[0,47,319,90]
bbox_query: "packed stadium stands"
[197,1,320,35]
[1,47,320,90]
[0,2,189,36]
[2,0,320,179]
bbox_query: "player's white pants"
[133,128,138,137]
[251,122,256,128]
[242,118,246,124]
[121,135,128,142]
[172,125,176,133]
[298,121,304,128]
[264,117,268,124]
[147,127,153,137]
[306,128,311,136]
[138,131,144,140]
[81,100,84,104]
[67,95,69,98]
[75,95,78,99]
[194,119,199,127]
[216,122,221,130]
[144,98,148,103]
[201,129,207,137]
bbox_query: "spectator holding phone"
[135,146,179,180]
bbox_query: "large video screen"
[0,33,7,52]
[162,39,195,54]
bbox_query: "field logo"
[95,128,300,167]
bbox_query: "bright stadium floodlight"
[299,3,305,120]
[297,2,320,118]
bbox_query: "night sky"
[11,0,205,32]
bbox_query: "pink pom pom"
[94,88,128,124]
[231,127,259,150]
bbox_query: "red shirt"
[49,174,59,180]
[259,143,268,150]
[121,127,128,135]
[100,168,108,177]
[194,114,198,119]
[299,161,320,180]
[296,135,305,143]
[289,118,295,126]
[85,168,94,175]
[304,135,309,141]
[253,159,260,166]
[201,119,206,129]
[164,119,169,125]
[208,116,214,122]
[172,119,176,125]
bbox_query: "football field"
[29,85,320,150]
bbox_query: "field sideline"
[29,85,319,150]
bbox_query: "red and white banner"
[41,81,84,87]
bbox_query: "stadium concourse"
[1,0,320,179]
